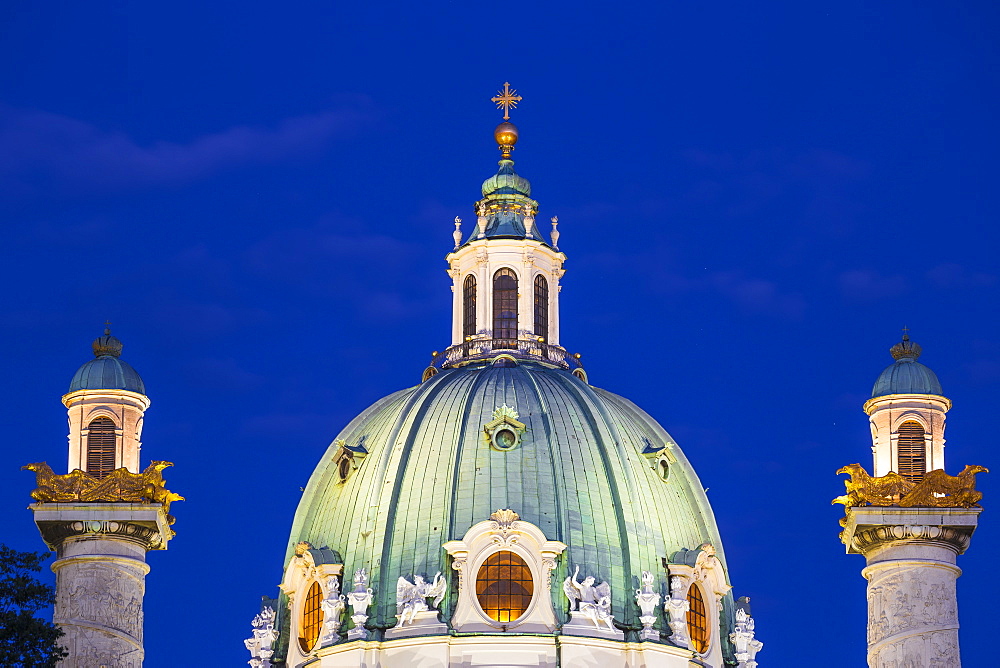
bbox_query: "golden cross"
[491,82,522,120]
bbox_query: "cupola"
[63,325,150,475]
[442,84,569,365]
[69,325,146,395]
[863,331,951,480]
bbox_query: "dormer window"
[443,509,566,633]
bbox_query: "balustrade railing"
[430,338,581,370]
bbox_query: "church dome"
[871,335,943,398]
[67,328,146,394]
[287,358,726,632]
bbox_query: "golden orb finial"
[494,121,518,159]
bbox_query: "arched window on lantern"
[493,268,518,345]
[298,580,324,653]
[533,275,548,342]
[686,583,709,654]
[85,416,117,479]
[463,274,477,337]
[897,421,927,483]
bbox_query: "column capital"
[841,507,981,556]
[30,502,175,552]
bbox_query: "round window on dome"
[495,428,517,449]
[298,580,324,653]
[475,551,534,623]
[338,457,352,482]
[657,458,670,482]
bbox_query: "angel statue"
[396,572,447,625]
[563,566,615,630]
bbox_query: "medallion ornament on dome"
[832,462,988,514]
[484,404,526,451]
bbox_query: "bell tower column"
[25,328,182,668]
[835,334,986,667]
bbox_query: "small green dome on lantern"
[481,160,532,197]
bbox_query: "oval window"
[658,459,670,481]
[494,428,517,449]
[476,551,534,623]
[338,457,352,481]
[298,580,324,652]
[686,583,709,653]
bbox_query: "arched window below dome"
[533,275,548,342]
[463,274,477,337]
[897,421,926,483]
[686,583,709,654]
[476,551,534,623]
[492,268,518,345]
[298,580,324,653]
[85,416,116,479]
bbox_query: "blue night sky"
[2,2,998,665]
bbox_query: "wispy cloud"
[926,263,997,289]
[839,269,908,301]
[0,101,375,195]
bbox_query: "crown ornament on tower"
[890,328,922,360]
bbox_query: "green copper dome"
[286,359,728,636]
